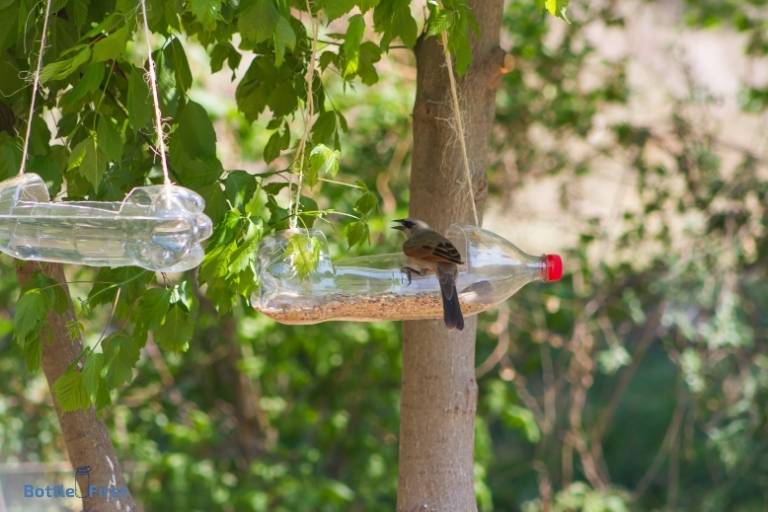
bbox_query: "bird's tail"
[437,263,464,331]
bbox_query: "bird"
[392,218,464,330]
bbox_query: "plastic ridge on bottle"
[0,173,213,272]
[253,225,563,324]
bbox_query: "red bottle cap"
[543,254,563,282]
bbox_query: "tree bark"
[16,261,138,512]
[396,2,505,511]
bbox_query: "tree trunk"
[397,2,505,511]
[16,261,138,512]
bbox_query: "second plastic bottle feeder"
[0,173,212,272]
[253,225,563,324]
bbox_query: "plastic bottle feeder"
[0,173,212,272]
[253,225,563,324]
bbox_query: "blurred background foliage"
[1,0,768,511]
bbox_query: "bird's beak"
[391,219,406,231]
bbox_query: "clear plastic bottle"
[0,173,213,272]
[253,225,563,324]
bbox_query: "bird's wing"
[403,230,464,265]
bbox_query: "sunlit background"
[1,0,767,510]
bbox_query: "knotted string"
[289,0,319,230]
[440,30,479,226]
[18,0,53,176]
[139,0,172,190]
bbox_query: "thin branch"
[591,301,667,446]
[475,304,511,378]
[633,381,687,499]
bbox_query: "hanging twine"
[440,30,479,226]
[17,0,54,176]
[139,0,172,189]
[289,0,319,230]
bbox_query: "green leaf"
[296,195,319,229]
[210,42,241,74]
[374,0,417,49]
[284,233,321,279]
[269,86,298,117]
[245,187,271,221]
[0,132,20,179]
[138,287,172,332]
[357,42,381,85]
[264,126,290,163]
[14,288,48,357]
[165,37,193,94]
[72,134,105,190]
[61,63,105,110]
[102,333,142,388]
[543,0,570,18]
[87,267,151,310]
[173,101,218,164]
[320,0,355,21]
[319,50,337,71]
[24,336,42,373]
[341,14,365,78]
[189,0,223,29]
[40,46,91,83]
[0,3,17,52]
[449,14,475,75]
[427,11,452,37]
[29,117,51,156]
[501,405,541,443]
[263,182,289,196]
[127,67,152,130]
[307,143,340,187]
[357,0,379,12]
[80,11,122,38]
[82,352,105,402]
[200,243,236,285]
[345,220,369,247]
[429,2,477,76]
[224,171,257,208]
[354,191,378,215]
[229,222,263,273]
[0,56,23,99]
[236,56,300,121]
[92,25,129,62]
[238,0,280,45]
[198,181,227,222]
[28,146,65,196]
[311,111,338,146]
[67,137,88,171]
[53,369,91,412]
[155,304,194,352]
[273,15,296,67]
[154,282,197,352]
[34,274,69,314]
[96,116,124,162]
[168,101,223,188]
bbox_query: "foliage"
[481,1,768,511]
[0,0,766,511]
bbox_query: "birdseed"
[255,291,491,325]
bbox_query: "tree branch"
[15,261,137,512]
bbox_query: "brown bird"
[392,218,464,330]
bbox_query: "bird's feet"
[400,266,422,285]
